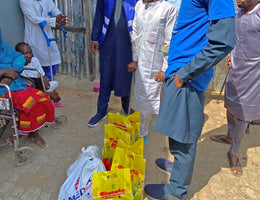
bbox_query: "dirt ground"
[0,74,259,200]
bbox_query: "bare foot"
[28,131,46,148]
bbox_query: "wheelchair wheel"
[0,120,10,147]
[51,114,68,129]
[12,146,35,167]
[0,139,8,147]
[0,119,9,137]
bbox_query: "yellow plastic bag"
[102,124,131,170]
[107,138,144,171]
[130,155,146,200]
[128,138,144,158]
[111,147,146,200]
[110,147,130,171]
[92,168,133,199]
[127,112,141,142]
[108,112,140,143]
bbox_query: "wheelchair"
[0,83,34,166]
[0,68,67,166]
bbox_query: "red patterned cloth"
[4,87,54,134]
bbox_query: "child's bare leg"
[28,131,46,148]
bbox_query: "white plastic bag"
[58,145,105,200]
[67,145,102,177]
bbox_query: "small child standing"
[15,42,65,107]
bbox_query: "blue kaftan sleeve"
[91,0,105,42]
[176,17,235,83]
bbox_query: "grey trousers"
[226,110,249,156]
[166,138,197,199]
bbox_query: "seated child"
[0,30,55,147]
[15,42,65,107]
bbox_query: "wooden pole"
[82,0,94,80]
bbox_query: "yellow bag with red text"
[110,138,144,171]
[108,112,140,143]
[102,124,131,170]
[92,168,133,199]
[103,137,144,171]
[127,112,141,142]
[111,147,146,200]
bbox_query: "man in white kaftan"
[128,0,178,138]
[20,0,67,80]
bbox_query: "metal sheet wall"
[0,0,24,48]
[54,0,99,80]
[0,0,238,92]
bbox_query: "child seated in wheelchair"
[15,42,62,105]
[0,30,54,148]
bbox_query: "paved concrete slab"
[0,74,259,200]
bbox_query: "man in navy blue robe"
[88,0,137,127]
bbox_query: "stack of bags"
[92,112,146,200]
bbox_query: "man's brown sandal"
[227,152,243,176]
[210,135,232,145]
